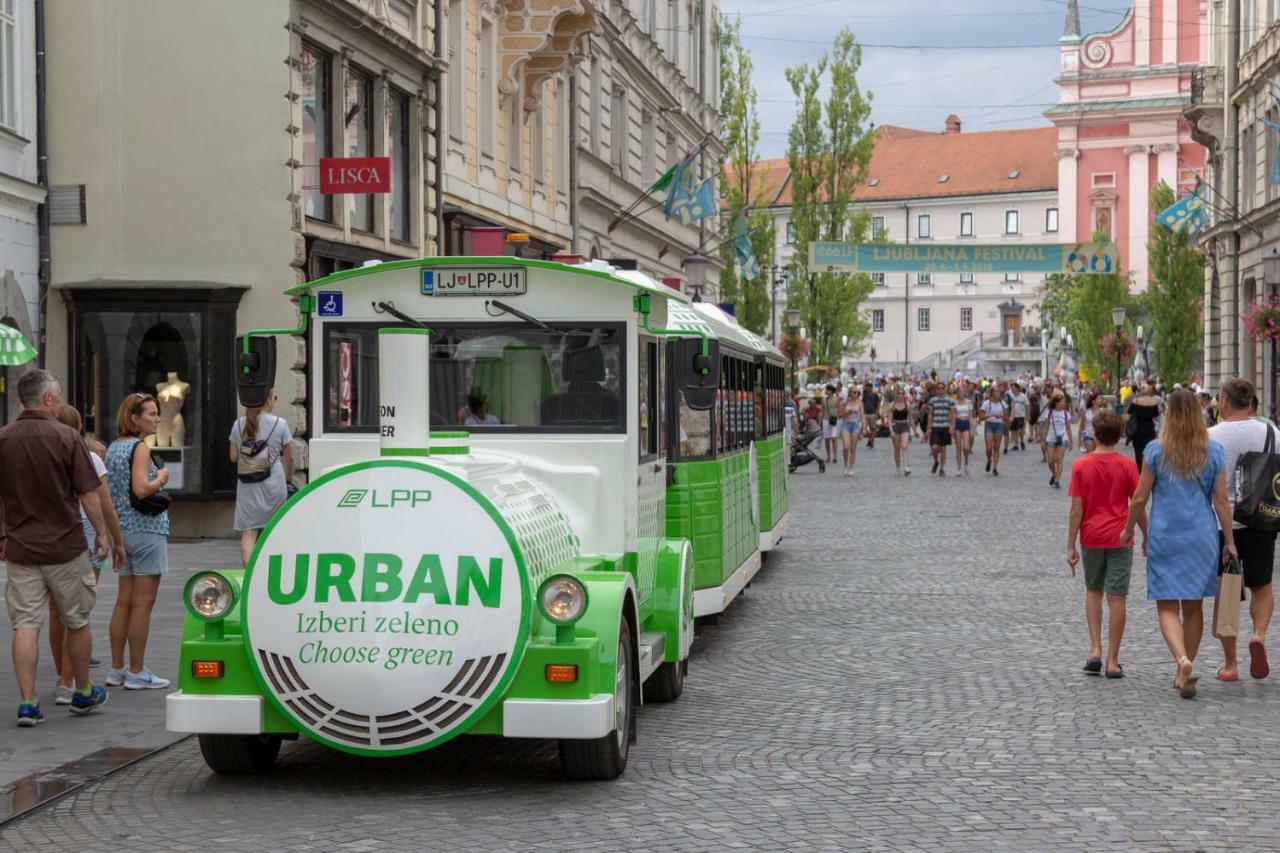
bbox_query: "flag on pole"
[734,232,761,281]
[674,176,717,225]
[663,152,699,220]
[649,163,678,194]
[1154,183,1209,235]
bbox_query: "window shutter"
[49,185,86,224]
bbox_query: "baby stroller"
[789,417,825,473]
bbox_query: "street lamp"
[683,251,711,303]
[1110,305,1126,397]
[785,308,801,391]
[841,334,849,381]
[771,267,789,343]
[1265,250,1280,418]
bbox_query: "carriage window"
[323,323,624,433]
[638,338,656,459]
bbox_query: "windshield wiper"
[487,299,557,334]
[374,301,433,333]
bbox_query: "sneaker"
[89,656,102,668]
[54,684,74,705]
[1055,480,1061,489]
[69,685,108,716]
[17,702,44,727]
[1003,448,1009,455]
[124,668,170,690]
[992,469,1000,477]
[105,668,126,687]
[939,469,946,477]
[986,460,991,473]
[931,460,939,474]
[903,467,911,476]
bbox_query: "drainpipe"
[1227,0,1240,375]
[569,72,580,254]
[34,0,48,367]
[903,202,909,372]
[433,0,445,255]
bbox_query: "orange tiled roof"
[726,123,1058,209]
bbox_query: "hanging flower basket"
[1099,330,1136,363]
[780,336,810,362]
[1244,296,1280,342]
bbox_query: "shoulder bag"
[237,417,280,484]
[1231,426,1280,533]
[128,440,171,516]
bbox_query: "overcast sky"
[721,0,1136,158]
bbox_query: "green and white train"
[166,256,789,780]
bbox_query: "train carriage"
[663,302,790,617]
[167,256,721,781]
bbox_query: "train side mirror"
[678,337,720,410]
[236,335,276,408]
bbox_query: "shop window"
[345,66,375,232]
[301,45,332,221]
[387,88,412,243]
[66,289,244,498]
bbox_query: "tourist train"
[166,256,790,780]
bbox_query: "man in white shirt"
[1209,377,1280,681]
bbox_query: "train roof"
[667,302,783,360]
[284,256,691,303]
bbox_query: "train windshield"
[323,323,625,433]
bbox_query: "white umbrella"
[0,324,36,366]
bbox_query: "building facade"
[1190,0,1280,409]
[43,0,440,535]
[1048,0,1207,290]
[0,0,44,424]
[763,120,1060,377]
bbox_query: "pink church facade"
[1047,0,1208,290]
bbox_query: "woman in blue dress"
[1123,389,1236,698]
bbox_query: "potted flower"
[1243,296,1280,342]
[1099,330,1136,363]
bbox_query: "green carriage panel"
[757,435,789,532]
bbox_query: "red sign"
[319,156,392,194]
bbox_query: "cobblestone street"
[5,443,1280,851]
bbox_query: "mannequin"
[155,372,190,447]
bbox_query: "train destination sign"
[807,241,1120,276]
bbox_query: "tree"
[783,28,876,368]
[1148,181,1204,382]
[716,16,773,336]
[1035,231,1134,379]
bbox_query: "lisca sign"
[807,241,1121,275]
[319,156,392,194]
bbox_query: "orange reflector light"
[506,232,531,243]
[545,664,578,683]
[192,661,224,679]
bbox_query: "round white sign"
[243,460,529,755]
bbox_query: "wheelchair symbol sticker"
[318,292,343,317]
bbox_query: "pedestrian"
[1209,378,1279,682]
[1126,383,1161,471]
[1068,409,1144,679]
[1199,391,1217,428]
[979,385,1008,476]
[1008,382,1030,451]
[862,381,880,449]
[952,382,973,476]
[888,386,912,476]
[230,388,295,566]
[839,387,862,476]
[104,392,173,690]
[821,384,840,465]
[1122,388,1236,699]
[924,382,955,477]
[1043,393,1073,487]
[0,369,113,725]
[47,404,124,705]
[1079,392,1102,453]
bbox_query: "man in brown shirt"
[0,369,114,725]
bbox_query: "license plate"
[422,268,526,296]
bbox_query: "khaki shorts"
[1082,547,1133,597]
[5,552,97,630]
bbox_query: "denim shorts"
[985,422,1005,435]
[121,530,169,576]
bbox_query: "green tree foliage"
[1147,181,1204,382]
[716,16,772,336]
[783,28,876,368]
[1035,230,1134,379]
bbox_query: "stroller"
[789,417,825,473]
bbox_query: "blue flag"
[734,232,761,281]
[673,176,716,226]
[1154,184,1208,236]
[663,152,699,221]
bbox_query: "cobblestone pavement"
[5,442,1280,850]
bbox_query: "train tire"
[198,734,282,775]
[559,625,634,781]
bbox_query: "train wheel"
[644,658,685,703]
[560,625,634,781]
[198,734,282,775]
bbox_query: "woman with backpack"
[230,389,294,566]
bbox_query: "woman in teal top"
[103,392,172,692]
[1124,389,1236,699]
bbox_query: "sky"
[721,0,1137,158]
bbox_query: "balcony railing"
[1188,67,1225,152]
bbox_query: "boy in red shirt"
[1067,409,1146,678]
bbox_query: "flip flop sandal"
[1105,666,1124,679]
[1083,658,1103,675]
[1249,638,1270,680]
[1179,677,1199,699]
[1215,668,1240,682]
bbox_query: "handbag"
[1232,426,1280,532]
[1213,554,1244,639]
[128,441,171,516]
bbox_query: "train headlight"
[538,575,587,625]
[186,572,236,621]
